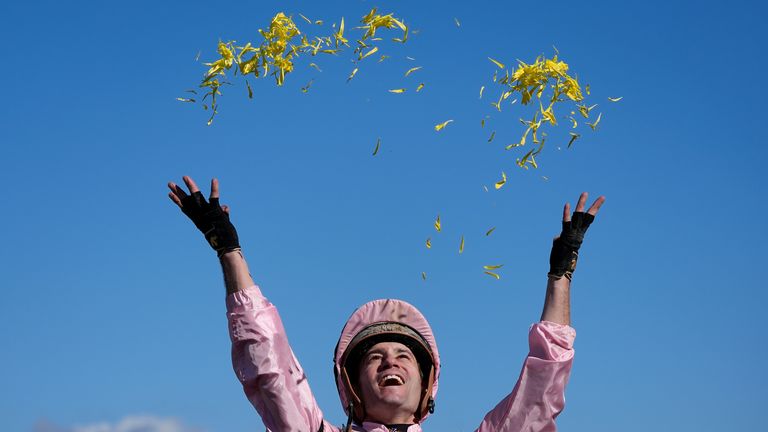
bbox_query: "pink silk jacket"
[226,286,576,432]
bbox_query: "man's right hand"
[168,176,241,257]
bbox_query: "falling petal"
[426,237,431,249]
[372,137,381,155]
[309,63,322,72]
[379,55,390,62]
[484,271,500,280]
[405,66,422,77]
[541,175,549,181]
[422,272,427,280]
[416,83,425,92]
[494,171,507,189]
[567,132,580,148]
[195,50,201,61]
[434,120,453,131]
[176,97,195,103]
[246,80,253,99]
[483,264,503,270]
[485,227,496,236]
[454,17,461,27]
[389,88,406,93]
[488,131,496,142]
[459,235,465,253]
[481,119,485,128]
[479,86,485,99]
[347,67,359,83]
[585,84,591,95]
[488,57,505,69]
[586,112,602,130]
[298,13,312,24]
[608,96,623,102]
[360,46,379,60]
[406,56,416,61]
[434,215,441,232]
[301,79,313,93]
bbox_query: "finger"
[586,195,606,216]
[167,182,188,199]
[563,202,571,222]
[168,192,183,208]
[183,176,201,194]
[575,192,588,213]
[221,205,230,215]
[210,178,219,200]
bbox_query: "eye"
[398,353,415,362]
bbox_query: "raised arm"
[540,192,605,325]
[167,176,334,432]
[168,176,253,294]
[476,192,605,432]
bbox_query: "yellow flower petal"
[426,237,431,249]
[373,137,381,155]
[404,66,422,77]
[434,215,441,232]
[459,235,465,254]
[608,96,623,102]
[488,57,505,69]
[479,86,485,99]
[298,13,312,24]
[586,112,602,130]
[567,132,580,148]
[360,46,379,60]
[494,171,507,189]
[347,67,359,83]
[389,88,406,93]
[416,83,425,92]
[483,264,503,270]
[246,80,253,99]
[488,131,496,142]
[434,120,453,131]
[484,271,500,280]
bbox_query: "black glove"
[548,211,594,280]
[180,191,240,257]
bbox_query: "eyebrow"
[366,347,413,356]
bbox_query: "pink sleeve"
[226,286,340,432]
[474,321,576,432]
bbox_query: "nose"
[378,351,401,370]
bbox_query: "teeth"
[381,375,404,385]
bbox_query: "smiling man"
[168,176,605,431]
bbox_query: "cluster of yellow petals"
[190,9,408,125]
[483,53,602,169]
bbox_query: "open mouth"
[379,374,405,387]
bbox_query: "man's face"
[357,341,423,424]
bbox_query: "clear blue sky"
[1,0,766,431]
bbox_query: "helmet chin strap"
[344,402,354,432]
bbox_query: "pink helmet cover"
[334,299,440,422]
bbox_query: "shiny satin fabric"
[226,285,575,432]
